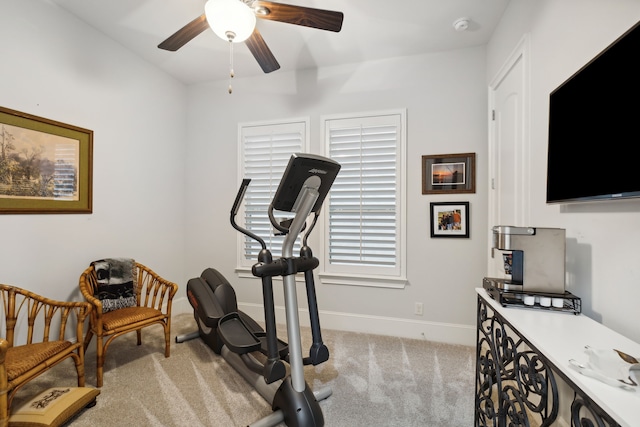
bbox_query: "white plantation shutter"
[239,120,308,265]
[328,124,397,266]
[324,111,406,282]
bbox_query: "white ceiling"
[50,0,511,85]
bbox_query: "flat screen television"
[546,20,640,203]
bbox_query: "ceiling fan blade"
[245,28,281,73]
[254,1,343,32]
[158,14,210,51]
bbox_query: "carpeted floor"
[12,313,476,426]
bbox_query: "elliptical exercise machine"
[177,153,341,427]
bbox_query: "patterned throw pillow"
[92,258,136,312]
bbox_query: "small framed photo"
[422,152,475,194]
[0,106,93,214]
[430,202,470,238]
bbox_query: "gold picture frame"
[0,106,93,214]
[422,152,476,194]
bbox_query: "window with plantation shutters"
[322,111,407,288]
[238,119,309,268]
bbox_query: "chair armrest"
[79,265,103,313]
[0,285,92,347]
[135,263,179,315]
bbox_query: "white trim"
[487,34,531,276]
[319,272,407,289]
[234,267,300,281]
[238,302,475,347]
[489,33,531,225]
[233,268,408,290]
[320,108,407,281]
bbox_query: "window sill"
[235,268,407,289]
[319,273,407,289]
[235,267,256,279]
[235,267,304,282]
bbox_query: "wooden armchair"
[79,261,178,387]
[0,284,91,427]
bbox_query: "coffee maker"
[486,226,566,294]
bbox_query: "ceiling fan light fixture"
[205,0,256,43]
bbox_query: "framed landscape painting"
[0,106,93,214]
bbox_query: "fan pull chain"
[228,39,234,94]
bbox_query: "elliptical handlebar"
[230,178,266,250]
[302,209,320,247]
[231,178,250,218]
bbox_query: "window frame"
[319,109,407,289]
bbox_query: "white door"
[487,36,530,276]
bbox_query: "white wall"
[0,1,187,303]
[184,50,489,345]
[487,0,640,343]
[3,0,639,348]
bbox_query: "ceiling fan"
[158,0,344,74]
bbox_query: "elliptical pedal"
[218,312,261,354]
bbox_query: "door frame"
[487,34,531,274]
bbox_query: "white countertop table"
[476,288,640,427]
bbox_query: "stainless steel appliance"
[486,226,566,294]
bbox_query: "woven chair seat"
[101,306,163,331]
[5,341,72,381]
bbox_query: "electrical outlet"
[414,302,423,316]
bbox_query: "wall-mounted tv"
[546,20,640,204]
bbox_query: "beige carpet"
[12,313,475,426]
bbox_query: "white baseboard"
[172,296,476,347]
[242,303,477,347]
[173,296,192,316]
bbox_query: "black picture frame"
[430,202,470,238]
